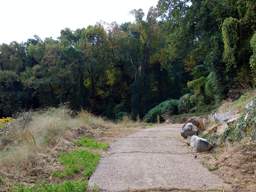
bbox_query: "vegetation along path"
[89,124,229,192]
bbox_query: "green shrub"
[178,94,196,113]
[75,137,109,150]
[204,72,218,102]
[115,112,129,121]
[187,77,206,96]
[144,99,179,122]
[13,180,87,192]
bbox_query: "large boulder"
[190,135,213,152]
[181,123,198,138]
[212,112,234,123]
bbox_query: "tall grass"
[0,106,143,165]
[0,107,144,191]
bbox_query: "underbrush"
[144,99,179,122]
[0,117,13,129]
[217,89,256,113]
[0,107,143,191]
[0,107,138,164]
[222,98,256,142]
[199,91,256,191]
[11,136,108,192]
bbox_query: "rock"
[245,100,254,110]
[212,112,235,123]
[185,117,207,131]
[190,135,213,152]
[181,123,198,138]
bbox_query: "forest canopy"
[0,0,255,121]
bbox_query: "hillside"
[195,90,256,192]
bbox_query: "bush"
[178,94,196,113]
[115,112,129,121]
[205,72,219,103]
[144,99,179,122]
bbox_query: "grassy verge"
[75,137,109,150]
[13,180,87,192]
[13,137,108,192]
[53,150,100,179]
[0,107,143,191]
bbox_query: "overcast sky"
[0,0,158,44]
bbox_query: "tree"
[222,17,240,71]
[0,71,24,116]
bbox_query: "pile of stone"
[181,118,213,152]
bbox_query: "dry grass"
[0,107,145,191]
[199,89,256,192]
[217,89,256,114]
[200,141,256,192]
[0,107,144,162]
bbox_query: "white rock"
[190,135,213,152]
[181,123,198,138]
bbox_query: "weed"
[201,132,220,145]
[0,176,4,186]
[0,107,143,190]
[217,90,256,113]
[53,150,100,179]
[13,180,87,192]
[222,97,256,142]
[0,117,13,124]
[207,165,219,172]
[75,137,109,150]
[233,90,256,111]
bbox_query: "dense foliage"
[0,0,255,120]
[144,99,178,122]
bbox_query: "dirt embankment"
[195,95,256,192]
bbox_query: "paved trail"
[89,124,228,192]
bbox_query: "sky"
[0,0,158,44]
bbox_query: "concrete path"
[89,124,228,192]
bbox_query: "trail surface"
[89,124,228,192]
